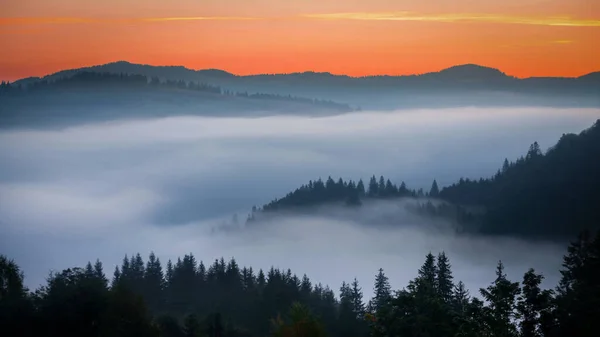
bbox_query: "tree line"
[0,72,354,111]
[253,175,435,212]
[1,230,599,337]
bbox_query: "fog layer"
[1,107,598,294]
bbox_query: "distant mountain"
[243,119,600,241]
[422,63,512,81]
[0,71,354,129]
[12,61,600,110]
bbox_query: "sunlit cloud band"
[0,17,261,26]
[302,12,600,27]
[1,13,599,27]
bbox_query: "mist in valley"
[1,106,598,296]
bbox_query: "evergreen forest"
[2,229,599,337]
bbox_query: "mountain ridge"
[12,60,600,84]
[6,60,599,117]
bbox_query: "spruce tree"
[479,260,520,337]
[429,179,440,198]
[417,252,437,292]
[517,268,553,337]
[144,251,165,312]
[370,268,391,314]
[350,278,366,319]
[437,252,454,303]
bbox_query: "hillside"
[0,72,354,128]
[244,119,600,240]
[11,61,600,110]
[439,119,600,239]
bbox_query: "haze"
[1,106,598,296]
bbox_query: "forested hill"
[439,119,600,239]
[246,120,600,240]
[0,72,355,128]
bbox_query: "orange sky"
[1,0,599,81]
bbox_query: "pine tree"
[479,260,520,337]
[517,268,553,337]
[554,230,600,337]
[368,176,378,197]
[144,251,165,312]
[350,278,365,319]
[338,282,356,335]
[453,281,470,314]
[502,158,510,173]
[437,252,454,303]
[429,179,440,198]
[370,268,391,314]
[112,266,121,288]
[356,179,366,196]
[93,259,108,288]
[417,252,437,292]
[378,176,386,196]
[166,259,173,286]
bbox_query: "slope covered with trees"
[2,230,599,337]
[246,120,600,240]
[439,119,600,239]
[0,72,355,129]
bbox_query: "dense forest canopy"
[245,119,600,241]
[2,230,599,337]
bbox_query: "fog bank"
[0,106,597,294]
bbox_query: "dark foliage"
[0,72,353,112]
[1,230,599,337]
[440,119,600,239]
[254,175,416,215]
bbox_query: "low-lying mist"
[0,106,598,294]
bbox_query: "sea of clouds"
[1,106,598,297]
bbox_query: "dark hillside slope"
[440,119,600,238]
[0,72,354,129]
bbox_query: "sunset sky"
[1,0,599,81]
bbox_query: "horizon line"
[10,60,600,83]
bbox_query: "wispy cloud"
[1,13,598,27]
[552,40,574,44]
[140,17,260,22]
[0,16,261,26]
[302,12,600,27]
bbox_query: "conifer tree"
[368,176,378,197]
[429,179,440,198]
[517,268,553,337]
[417,252,437,292]
[370,268,391,314]
[350,278,365,319]
[437,252,454,303]
[480,261,520,337]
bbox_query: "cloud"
[2,13,599,27]
[552,40,574,44]
[0,16,262,26]
[301,12,600,27]
[0,107,598,294]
